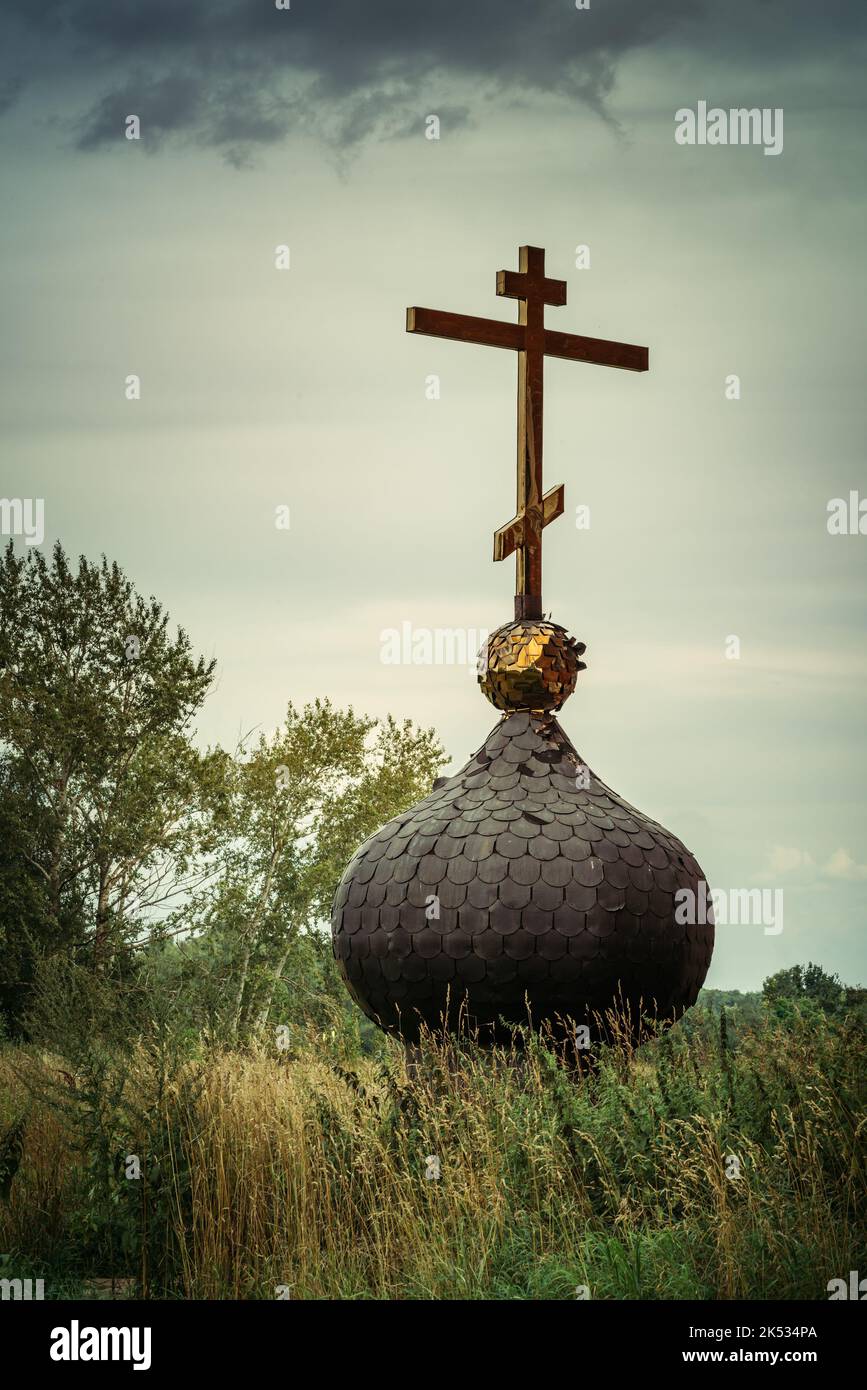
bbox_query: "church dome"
[332,709,713,1044]
[331,243,714,1045]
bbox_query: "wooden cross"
[407,245,648,620]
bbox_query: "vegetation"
[0,541,863,1300]
[0,540,442,1043]
[0,988,863,1300]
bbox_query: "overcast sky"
[2,0,865,989]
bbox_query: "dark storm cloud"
[75,73,204,150]
[1,0,864,161]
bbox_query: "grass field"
[0,998,863,1300]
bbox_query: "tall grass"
[0,1005,863,1299]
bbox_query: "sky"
[1,0,865,990]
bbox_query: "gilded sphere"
[479,618,586,712]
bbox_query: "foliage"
[1,540,862,1300]
[0,981,863,1301]
[0,541,218,1024]
[762,962,860,1023]
[0,543,443,1044]
[165,700,443,1043]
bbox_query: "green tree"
[171,699,444,1043]
[0,541,218,1026]
[762,962,847,1021]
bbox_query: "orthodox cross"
[407,245,648,620]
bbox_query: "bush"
[0,994,863,1300]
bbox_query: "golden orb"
[478,618,586,713]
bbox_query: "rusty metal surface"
[406,246,649,622]
[331,711,714,1044]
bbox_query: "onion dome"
[332,699,713,1044]
[331,243,714,1044]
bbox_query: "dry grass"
[0,1007,863,1300]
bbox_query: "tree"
[0,541,217,1026]
[170,699,444,1042]
[762,962,846,1021]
